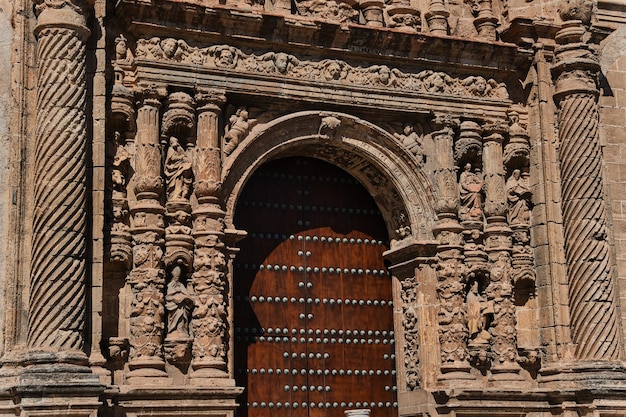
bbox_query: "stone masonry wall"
[600,25,626,350]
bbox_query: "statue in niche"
[466,280,492,346]
[224,108,257,155]
[164,136,193,201]
[115,35,128,61]
[394,123,425,164]
[459,163,484,222]
[165,265,194,340]
[111,131,130,194]
[506,169,532,226]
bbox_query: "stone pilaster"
[127,84,169,383]
[189,90,234,384]
[432,116,474,382]
[551,20,623,364]
[482,128,522,381]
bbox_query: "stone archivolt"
[131,38,509,100]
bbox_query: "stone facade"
[0,0,626,416]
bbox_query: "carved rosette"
[400,275,419,389]
[27,0,91,359]
[552,21,622,361]
[127,86,168,379]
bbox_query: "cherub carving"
[258,52,300,74]
[416,70,453,93]
[394,123,425,164]
[223,108,257,155]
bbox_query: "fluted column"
[189,90,232,383]
[482,129,522,381]
[432,116,474,382]
[127,84,169,383]
[552,21,622,362]
[27,0,91,364]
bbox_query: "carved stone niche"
[162,91,196,270]
[107,65,136,270]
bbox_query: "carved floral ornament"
[129,38,509,100]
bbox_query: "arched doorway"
[234,156,398,417]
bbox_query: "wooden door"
[234,157,397,417]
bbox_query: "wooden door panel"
[234,157,397,417]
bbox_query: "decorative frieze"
[132,39,509,100]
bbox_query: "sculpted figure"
[208,45,238,68]
[320,59,347,81]
[462,76,490,96]
[164,137,193,201]
[223,108,257,155]
[111,131,130,194]
[506,169,532,226]
[258,52,300,74]
[459,163,484,222]
[394,123,425,164]
[466,280,492,345]
[115,35,128,61]
[417,70,453,93]
[165,265,194,340]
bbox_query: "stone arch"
[221,110,437,243]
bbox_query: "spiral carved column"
[189,90,233,383]
[27,0,91,363]
[552,21,622,362]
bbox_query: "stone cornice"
[114,0,528,74]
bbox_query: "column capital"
[136,83,168,107]
[195,89,226,113]
[432,114,460,136]
[34,0,90,40]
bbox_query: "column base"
[114,386,244,417]
[15,362,105,417]
[539,361,626,389]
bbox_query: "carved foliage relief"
[131,38,509,100]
